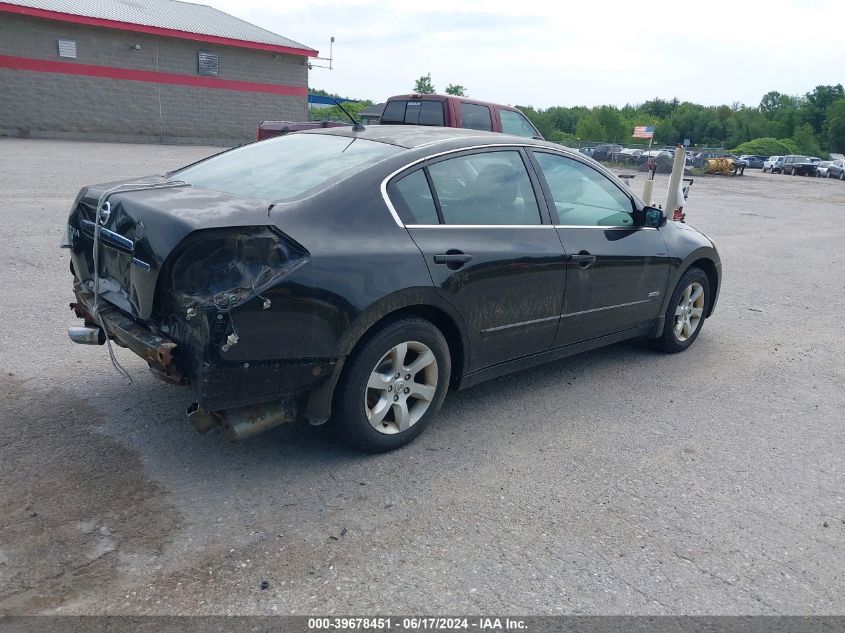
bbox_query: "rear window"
[381,100,445,126]
[173,133,402,202]
[381,100,407,124]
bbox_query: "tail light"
[168,227,308,312]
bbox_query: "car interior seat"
[450,164,519,224]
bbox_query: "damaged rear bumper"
[68,282,343,430]
[70,284,182,384]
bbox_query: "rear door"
[387,148,567,371]
[459,103,494,132]
[528,150,670,347]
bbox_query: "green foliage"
[826,99,845,152]
[413,73,436,94]
[791,123,823,156]
[802,84,844,135]
[445,84,467,96]
[730,137,796,156]
[309,100,374,123]
[514,84,842,155]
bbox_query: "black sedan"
[64,127,722,451]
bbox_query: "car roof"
[297,124,570,153]
[386,92,522,111]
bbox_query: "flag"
[633,125,655,139]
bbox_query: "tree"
[791,122,823,156]
[594,106,626,142]
[802,84,845,135]
[826,99,845,153]
[575,114,606,142]
[759,91,784,115]
[445,84,466,96]
[413,73,435,94]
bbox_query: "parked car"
[380,93,544,139]
[616,148,644,164]
[590,143,624,161]
[827,159,845,180]
[64,127,721,451]
[763,156,784,173]
[739,155,766,169]
[816,161,832,177]
[781,155,818,176]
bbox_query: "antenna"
[308,36,335,70]
[332,98,364,132]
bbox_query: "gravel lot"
[0,138,843,616]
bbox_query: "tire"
[651,267,709,353]
[332,317,451,452]
[840,172,844,181]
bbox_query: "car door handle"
[569,252,596,268]
[433,253,472,265]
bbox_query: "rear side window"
[426,151,541,225]
[500,110,537,138]
[460,103,492,131]
[381,100,445,126]
[393,170,439,224]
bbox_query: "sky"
[205,0,845,109]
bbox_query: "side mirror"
[635,206,666,228]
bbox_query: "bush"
[731,137,794,156]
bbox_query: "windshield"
[793,156,809,162]
[173,134,403,202]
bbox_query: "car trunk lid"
[68,176,273,320]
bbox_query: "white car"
[763,156,782,173]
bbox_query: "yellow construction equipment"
[705,157,744,176]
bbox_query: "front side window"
[174,133,402,202]
[500,110,537,138]
[534,152,634,227]
[426,151,541,225]
[460,103,493,131]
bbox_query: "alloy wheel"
[673,282,705,342]
[364,341,439,434]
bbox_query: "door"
[388,149,567,371]
[529,150,670,347]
